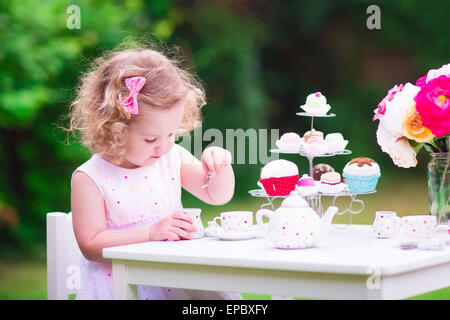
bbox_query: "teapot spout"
[318,206,339,245]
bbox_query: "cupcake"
[325,133,349,153]
[276,132,302,152]
[319,172,346,194]
[342,157,381,193]
[312,163,335,181]
[303,130,324,143]
[300,92,331,115]
[296,174,318,197]
[303,136,328,156]
[259,160,299,196]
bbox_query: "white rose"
[426,63,450,83]
[381,83,421,137]
[376,123,418,168]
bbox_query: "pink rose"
[415,75,427,88]
[415,62,449,88]
[415,75,450,137]
[373,84,404,121]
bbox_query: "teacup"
[372,211,401,238]
[183,208,204,239]
[204,221,220,237]
[399,215,437,240]
[213,211,253,233]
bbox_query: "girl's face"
[120,100,185,169]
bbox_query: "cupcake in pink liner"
[303,136,328,156]
[300,92,331,115]
[296,174,318,197]
[275,132,302,152]
[258,160,299,196]
[319,172,346,194]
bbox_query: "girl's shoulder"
[172,143,185,157]
[70,154,105,197]
[173,143,195,163]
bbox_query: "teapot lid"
[281,189,309,208]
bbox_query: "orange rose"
[402,103,435,143]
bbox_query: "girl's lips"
[151,156,161,159]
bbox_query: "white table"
[102,224,450,300]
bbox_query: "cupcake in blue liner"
[342,157,381,193]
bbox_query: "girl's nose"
[154,135,174,155]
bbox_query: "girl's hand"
[201,146,232,175]
[148,211,197,241]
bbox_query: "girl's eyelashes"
[144,133,174,143]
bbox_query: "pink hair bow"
[122,76,146,115]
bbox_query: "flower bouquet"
[373,63,450,226]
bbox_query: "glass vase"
[427,152,450,226]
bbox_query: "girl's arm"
[71,171,196,263]
[177,144,234,206]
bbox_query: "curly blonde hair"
[66,42,205,164]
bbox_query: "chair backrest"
[46,212,82,300]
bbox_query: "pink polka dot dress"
[71,144,242,300]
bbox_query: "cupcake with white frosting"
[276,132,302,152]
[259,160,299,196]
[342,157,381,193]
[300,92,331,115]
[303,136,328,156]
[325,133,349,153]
[319,172,346,194]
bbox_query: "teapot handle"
[256,209,273,235]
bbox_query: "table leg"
[112,260,138,300]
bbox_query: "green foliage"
[0,0,449,251]
[0,0,158,249]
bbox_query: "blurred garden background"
[0,0,449,299]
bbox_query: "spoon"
[201,172,214,189]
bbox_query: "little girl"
[68,45,242,300]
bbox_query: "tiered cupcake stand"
[248,111,376,229]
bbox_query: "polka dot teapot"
[256,189,338,249]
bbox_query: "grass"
[0,176,448,300]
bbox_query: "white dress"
[71,144,242,300]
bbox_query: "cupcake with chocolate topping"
[312,163,335,181]
[342,157,381,193]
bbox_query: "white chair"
[46,212,82,300]
[46,212,291,300]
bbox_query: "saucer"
[270,148,299,154]
[215,226,260,241]
[204,226,220,237]
[318,182,348,194]
[275,140,301,153]
[300,104,331,116]
[395,234,450,250]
